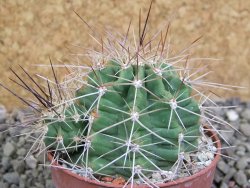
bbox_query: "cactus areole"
[45,59,202,178]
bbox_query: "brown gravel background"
[0,0,249,110]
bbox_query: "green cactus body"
[44,60,201,179]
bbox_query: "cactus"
[44,60,201,178]
[3,2,238,187]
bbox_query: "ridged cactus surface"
[44,60,201,178]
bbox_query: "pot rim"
[48,128,221,187]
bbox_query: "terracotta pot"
[48,129,221,188]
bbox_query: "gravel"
[0,100,250,187]
[0,107,54,188]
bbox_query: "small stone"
[3,172,20,185]
[17,137,25,147]
[3,141,16,156]
[20,174,27,187]
[239,123,250,137]
[236,157,249,170]
[214,170,224,183]
[152,172,162,181]
[236,145,246,156]
[17,148,27,156]
[204,160,212,166]
[1,156,11,171]
[226,110,239,121]
[241,108,250,121]
[19,176,26,188]
[205,151,214,160]
[220,182,229,188]
[241,142,250,152]
[197,152,208,162]
[223,167,236,183]
[26,177,34,187]
[217,160,230,174]
[37,151,46,163]
[228,160,235,167]
[0,104,7,123]
[25,155,37,169]
[234,170,247,186]
[11,159,26,174]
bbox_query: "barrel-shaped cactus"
[44,59,201,179]
[1,2,232,187]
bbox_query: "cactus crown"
[4,2,236,187]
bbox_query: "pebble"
[206,151,214,160]
[226,110,239,121]
[3,172,20,185]
[236,145,246,156]
[223,168,236,182]
[218,160,230,174]
[220,182,228,188]
[17,148,27,156]
[152,172,162,181]
[3,142,15,157]
[234,170,247,186]
[236,157,249,170]
[241,109,250,121]
[19,175,26,188]
[228,160,235,167]
[1,156,11,171]
[25,155,38,169]
[214,170,224,183]
[197,152,208,162]
[204,160,212,166]
[239,123,250,137]
[17,136,25,147]
[11,159,26,174]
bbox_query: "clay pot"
[48,129,221,188]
